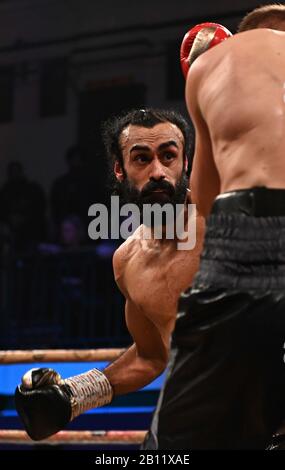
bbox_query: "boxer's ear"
[114,160,124,182]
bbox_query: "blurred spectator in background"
[50,146,82,227]
[0,161,46,253]
[38,214,85,254]
[50,146,100,233]
[39,213,117,256]
[60,215,86,250]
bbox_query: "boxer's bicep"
[104,300,168,393]
[125,299,168,367]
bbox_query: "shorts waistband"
[211,187,285,217]
[192,212,285,290]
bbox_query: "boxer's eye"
[162,152,176,162]
[134,154,150,164]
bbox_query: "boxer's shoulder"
[113,227,144,291]
[112,242,129,284]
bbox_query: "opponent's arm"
[187,81,220,217]
[180,23,232,216]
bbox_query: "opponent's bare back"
[188,28,285,216]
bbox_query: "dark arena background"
[0,0,278,454]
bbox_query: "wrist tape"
[64,368,113,420]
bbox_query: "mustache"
[140,179,175,198]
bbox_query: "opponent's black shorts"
[142,187,285,450]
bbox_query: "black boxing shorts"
[142,187,285,450]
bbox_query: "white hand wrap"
[64,368,113,420]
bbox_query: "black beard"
[113,171,188,226]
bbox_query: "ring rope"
[0,349,126,364]
[0,430,146,445]
[0,349,147,446]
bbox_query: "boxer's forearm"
[103,344,166,395]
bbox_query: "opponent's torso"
[194,29,285,192]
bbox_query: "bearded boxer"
[142,10,285,450]
[15,108,205,441]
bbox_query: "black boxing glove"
[15,367,113,441]
[15,368,73,440]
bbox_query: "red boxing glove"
[180,22,232,79]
